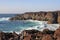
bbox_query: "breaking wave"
[0,17,10,21]
[25,20,60,31]
[0,19,59,34]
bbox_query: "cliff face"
[10,11,60,24]
[58,11,60,24]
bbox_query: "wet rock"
[43,29,54,34]
[22,29,40,34]
[0,32,5,40]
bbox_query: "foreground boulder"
[0,28,60,40]
[54,27,60,39]
[42,34,53,40]
[43,29,54,34]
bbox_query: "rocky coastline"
[10,11,60,24]
[0,11,60,40]
[0,27,60,40]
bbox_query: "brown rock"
[45,12,54,24]
[36,32,43,40]
[9,38,13,40]
[9,11,60,24]
[42,34,53,40]
[54,27,60,39]
[23,36,31,40]
[0,32,5,40]
[56,37,60,40]
[58,11,60,24]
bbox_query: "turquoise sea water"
[0,14,59,34]
[0,14,42,33]
[0,20,40,32]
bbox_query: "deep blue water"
[0,14,16,18]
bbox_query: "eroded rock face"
[58,11,60,24]
[45,12,54,24]
[10,11,60,24]
[54,27,60,39]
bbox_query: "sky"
[0,0,60,13]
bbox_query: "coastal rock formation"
[58,11,60,24]
[0,32,20,40]
[10,11,60,24]
[42,34,53,40]
[54,27,60,39]
[0,28,60,40]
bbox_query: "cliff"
[10,11,60,24]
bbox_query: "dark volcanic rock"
[43,29,54,34]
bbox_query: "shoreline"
[0,27,60,40]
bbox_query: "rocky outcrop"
[0,28,60,40]
[10,11,60,24]
[0,32,20,40]
[58,11,60,24]
[42,34,53,40]
[54,27,60,39]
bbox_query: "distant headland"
[10,11,60,24]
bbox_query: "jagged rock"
[54,27,60,39]
[56,37,60,40]
[42,34,53,40]
[58,11,60,24]
[43,29,54,34]
[0,32,5,40]
[36,32,43,40]
[1,27,60,40]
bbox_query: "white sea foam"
[0,17,10,21]
[25,20,60,31]
[8,20,60,34]
[0,20,60,34]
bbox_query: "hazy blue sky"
[0,0,60,13]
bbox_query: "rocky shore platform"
[0,27,60,40]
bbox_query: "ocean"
[0,14,59,34]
